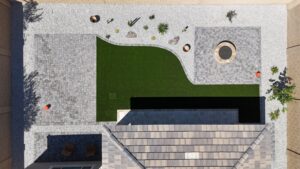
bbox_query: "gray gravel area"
[33,34,96,125]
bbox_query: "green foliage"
[226,10,237,23]
[158,23,169,35]
[282,106,287,113]
[149,14,155,20]
[182,26,189,32]
[271,66,279,75]
[269,109,280,121]
[143,25,149,30]
[267,68,295,105]
[268,84,295,104]
[267,68,295,121]
[23,0,43,30]
[128,17,140,27]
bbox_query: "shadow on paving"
[24,70,40,131]
[126,97,265,124]
[11,1,25,169]
[35,134,102,163]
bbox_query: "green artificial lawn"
[97,38,259,121]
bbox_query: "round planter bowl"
[90,15,100,23]
[214,41,236,64]
[183,44,191,52]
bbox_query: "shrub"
[182,26,189,32]
[269,109,280,121]
[115,28,120,33]
[107,18,114,24]
[267,68,295,105]
[151,36,156,40]
[271,66,279,75]
[143,25,149,30]
[158,23,168,35]
[105,34,111,39]
[149,14,155,20]
[226,10,237,23]
[128,17,140,27]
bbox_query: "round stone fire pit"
[214,41,236,64]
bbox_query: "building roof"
[105,124,273,169]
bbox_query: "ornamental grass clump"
[158,23,168,35]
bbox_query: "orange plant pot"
[43,104,51,110]
[256,71,261,78]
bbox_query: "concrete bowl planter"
[90,15,100,23]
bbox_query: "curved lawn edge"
[96,37,260,121]
[96,35,194,84]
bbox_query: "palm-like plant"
[158,23,168,35]
[226,10,237,23]
[269,109,280,121]
[271,66,279,75]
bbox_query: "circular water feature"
[214,41,236,64]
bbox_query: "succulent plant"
[143,25,149,30]
[226,10,237,23]
[182,26,189,32]
[271,66,279,75]
[149,14,155,20]
[128,17,140,27]
[269,109,280,120]
[158,23,168,35]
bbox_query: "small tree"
[267,67,296,120]
[267,68,295,105]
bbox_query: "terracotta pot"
[256,71,261,78]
